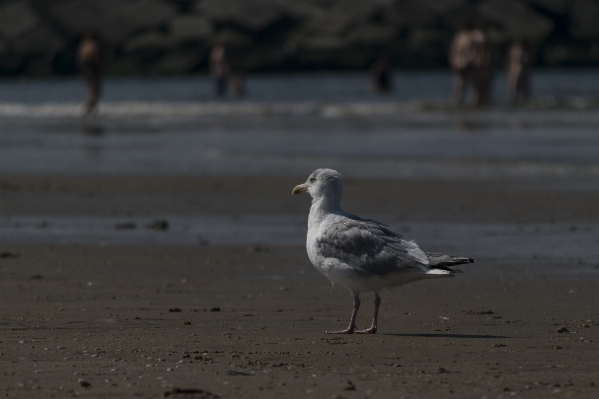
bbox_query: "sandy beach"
[2,175,599,398]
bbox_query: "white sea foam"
[1,100,599,123]
[0,101,421,118]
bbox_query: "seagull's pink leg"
[327,293,360,334]
[356,293,381,334]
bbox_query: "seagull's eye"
[309,177,316,183]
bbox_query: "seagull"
[292,168,474,334]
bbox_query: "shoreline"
[2,100,599,120]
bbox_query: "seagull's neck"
[308,196,342,229]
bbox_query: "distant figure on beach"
[507,39,532,106]
[209,42,231,97]
[370,51,392,93]
[450,23,492,106]
[77,30,103,115]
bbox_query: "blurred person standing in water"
[77,30,103,115]
[209,42,231,97]
[507,39,532,106]
[370,51,392,93]
[450,23,492,106]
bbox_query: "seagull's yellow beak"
[292,184,308,195]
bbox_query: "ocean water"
[1,69,599,104]
[1,70,599,179]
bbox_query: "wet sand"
[1,176,599,398]
[3,175,599,223]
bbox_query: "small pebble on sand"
[147,220,169,231]
[79,379,91,388]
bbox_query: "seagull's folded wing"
[315,217,430,277]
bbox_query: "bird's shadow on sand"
[385,333,510,339]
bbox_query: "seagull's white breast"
[306,213,357,285]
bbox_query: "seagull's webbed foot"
[326,327,355,334]
[355,326,377,334]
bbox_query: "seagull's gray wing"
[315,216,430,276]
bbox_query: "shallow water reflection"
[1,214,598,275]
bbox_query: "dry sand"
[1,176,599,398]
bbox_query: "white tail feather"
[425,269,453,275]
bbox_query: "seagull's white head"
[292,168,343,208]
